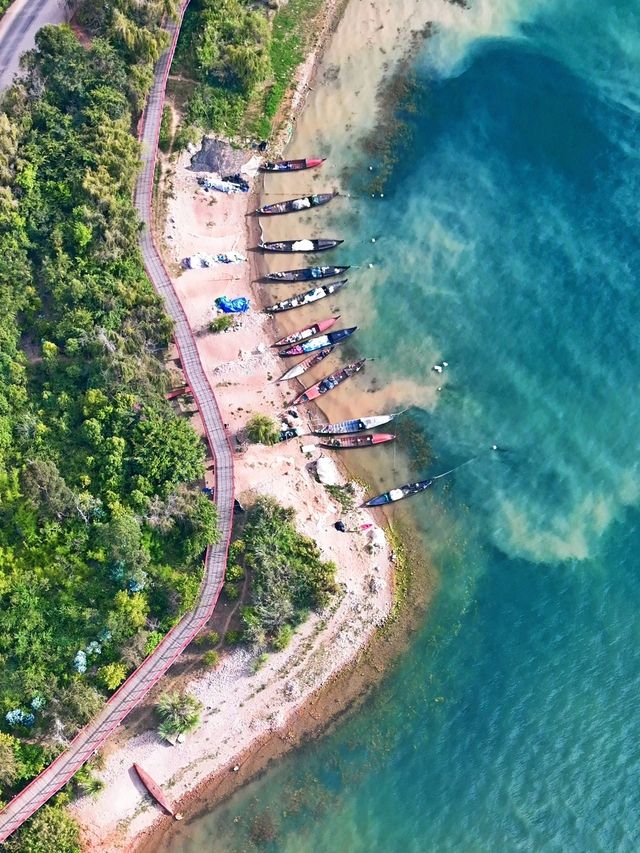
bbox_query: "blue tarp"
[215,296,250,314]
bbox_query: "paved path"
[0,1,235,842]
[0,0,69,90]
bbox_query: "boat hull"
[260,239,343,253]
[259,157,326,173]
[256,193,335,216]
[312,414,396,435]
[318,433,395,449]
[280,327,356,357]
[265,279,348,314]
[277,347,335,382]
[293,359,366,404]
[273,316,339,347]
[364,479,434,507]
[133,763,177,817]
[263,265,350,283]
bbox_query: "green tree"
[97,661,128,690]
[245,413,280,446]
[156,690,202,740]
[5,802,80,853]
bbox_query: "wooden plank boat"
[255,193,336,216]
[318,433,395,449]
[312,413,398,435]
[273,316,339,347]
[277,347,335,382]
[280,327,357,357]
[265,279,348,314]
[293,359,366,404]
[133,763,182,820]
[363,478,434,507]
[260,158,325,173]
[263,265,350,283]
[259,238,343,253]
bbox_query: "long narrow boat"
[133,764,182,820]
[255,193,336,216]
[273,316,339,347]
[318,433,395,449]
[260,158,325,173]
[280,327,357,357]
[260,238,343,253]
[363,479,434,507]
[293,359,366,404]
[265,279,348,314]
[263,265,350,283]
[312,413,398,435]
[277,347,335,382]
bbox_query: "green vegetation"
[245,413,280,445]
[202,649,220,668]
[159,104,173,152]
[0,1,218,805]
[240,497,337,645]
[209,314,235,334]
[0,1,11,18]
[4,800,81,853]
[194,629,219,647]
[174,0,324,138]
[325,483,356,512]
[156,689,203,741]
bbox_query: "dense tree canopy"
[0,6,217,804]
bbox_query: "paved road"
[0,0,69,90]
[0,1,235,842]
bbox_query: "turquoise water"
[166,0,640,849]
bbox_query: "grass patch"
[209,315,236,334]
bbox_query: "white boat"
[312,413,398,436]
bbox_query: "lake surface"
[164,0,640,848]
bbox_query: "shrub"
[325,483,356,512]
[202,650,220,668]
[226,562,245,582]
[97,662,128,691]
[209,315,235,334]
[246,413,280,445]
[224,629,244,645]
[271,624,293,651]
[195,630,220,647]
[252,652,268,673]
[224,582,240,601]
[159,105,172,152]
[156,690,203,740]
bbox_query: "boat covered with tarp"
[273,317,339,347]
[363,479,434,507]
[260,158,325,172]
[260,238,343,253]
[256,193,336,216]
[263,265,350,283]
[277,347,335,382]
[312,413,398,435]
[293,359,366,404]
[317,433,395,449]
[265,279,348,314]
[280,327,357,357]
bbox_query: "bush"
[159,104,172,152]
[209,314,235,334]
[271,624,293,651]
[226,562,244,582]
[202,649,220,668]
[5,802,81,853]
[224,629,244,645]
[246,413,280,446]
[156,690,202,740]
[252,652,268,673]
[194,629,220,647]
[224,582,240,601]
[97,662,128,691]
[325,483,356,512]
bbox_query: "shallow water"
[163,0,640,849]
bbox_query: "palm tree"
[156,690,202,740]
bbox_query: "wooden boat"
[363,479,434,507]
[293,359,366,404]
[265,279,348,314]
[312,413,398,435]
[260,158,325,173]
[273,316,339,347]
[133,763,182,820]
[255,193,336,216]
[318,433,395,449]
[263,265,350,283]
[280,327,357,357]
[277,347,335,382]
[259,238,343,253]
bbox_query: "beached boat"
[263,265,350,283]
[280,327,357,357]
[265,279,348,314]
[260,158,325,173]
[312,413,398,435]
[259,238,343,253]
[133,763,182,820]
[277,347,335,382]
[293,359,366,404]
[363,479,434,507]
[273,316,339,347]
[318,433,395,449]
[255,193,336,216]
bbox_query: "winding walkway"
[0,1,234,842]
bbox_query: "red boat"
[260,158,325,173]
[273,316,339,347]
[317,433,395,450]
[133,763,182,820]
[293,359,366,404]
